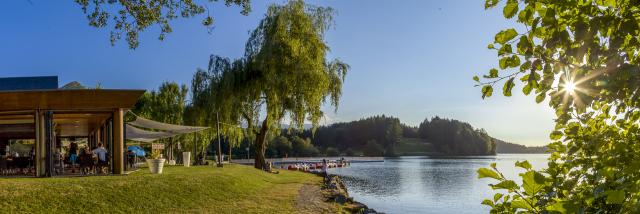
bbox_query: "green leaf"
[487,68,499,78]
[477,168,501,180]
[517,36,531,55]
[605,190,625,204]
[547,201,579,213]
[491,180,518,191]
[495,29,518,44]
[517,5,534,24]
[498,44,513,56]
[473,76,480,82]
[487,43,495,49]
[493,193,503,202]
[535,93,546,103]
[523,83,532,95]
[511,198,534,210]
[515,160,532,170]
[507,55,521,68]
[521,171,545,196]
[481,199,494,206]
[503,77,515,97]
[485,0,499,9]
[503,1,518,18]
[482,85,493,99]
[499,57,508,69]
[550,130,563,140]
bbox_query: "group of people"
[64,142,109,175]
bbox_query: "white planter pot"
[147,158,165,174]
[183,152,191,167]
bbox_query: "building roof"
[0,89,145,111]
[0,76,58,91]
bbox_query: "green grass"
[0,164,332,213]
[395,137,438,155]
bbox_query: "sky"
[0,1,555,146]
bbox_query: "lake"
[328,154,549,214]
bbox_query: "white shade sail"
[125,124,178,143]
[128,116,209,134]
[125,114,210,143]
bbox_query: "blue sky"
[0,1,554,146]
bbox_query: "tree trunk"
[228,144,232,162]
[254,117,269,169]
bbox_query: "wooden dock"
[231,157,384,165]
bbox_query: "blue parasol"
[127,145,146,157]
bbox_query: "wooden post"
[35,110,46,177]
[113,109,124,174]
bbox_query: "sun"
[564,81,576,94]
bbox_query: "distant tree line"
[254,115,499,157]
[493,139,548,154]
[418,117,496,155]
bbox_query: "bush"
[325,147,339,157]
[292,137,319,157]
[343,148,355,156]
[362,140,384,156]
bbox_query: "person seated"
[92,143,109,174]
[263,162,279,174]
[79,148,94,175]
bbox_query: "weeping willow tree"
[192,0,348,169]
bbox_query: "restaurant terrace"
[0,76,144,177]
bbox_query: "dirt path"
[296,183,336,213]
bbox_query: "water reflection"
[333,160,403,197]
[328,154,549,214]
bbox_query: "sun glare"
[565,81,576,94]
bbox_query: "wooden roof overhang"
[0,89,144,138]
[0,89,145,111]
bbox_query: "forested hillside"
[493,139,548,154]
[418,117,496,155]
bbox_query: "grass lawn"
[0,164,337,213]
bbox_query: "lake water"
[328,154,549,214]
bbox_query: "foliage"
[193,0,348,169]
[493,138,548,154]
[271,136,293,158]
[133,81,188,124]
[75,0,251,49]
[149,149,163,159]
[362,140,384,157]
[131,81,190,159]
[325,147,340,157]
[310,115,402,155]
[418,117,496,155]
[476,0,640,213]
[291,136,320,157]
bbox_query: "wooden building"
[0,76,144,177]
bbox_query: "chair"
[79,153,94,175]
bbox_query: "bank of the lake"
[329,154,549,214]
[0,164,344,213]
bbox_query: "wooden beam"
[112,109,124,174]
[0,89,144,111]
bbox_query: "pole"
[216,112,223,167]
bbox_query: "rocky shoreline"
[322,174,382,214]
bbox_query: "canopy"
[125,124,177,143]
[128,116,209,134]
[125,114,210,143]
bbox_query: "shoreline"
[319,173,382,214]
